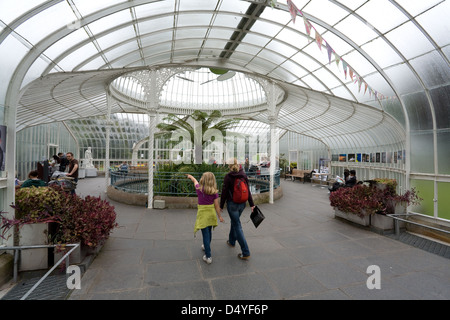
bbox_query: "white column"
[105,93,112,193]
[147,111,156,209]
[269,118,277,204]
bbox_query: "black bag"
[250,206,265,228]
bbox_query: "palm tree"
[156,110,240,163]
[156,110,240,146]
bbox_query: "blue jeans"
[201,226,212,258]
[227,201,250,257]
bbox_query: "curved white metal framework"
[0,0,449,218]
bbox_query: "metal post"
[394,218,400,240]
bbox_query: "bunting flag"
[342,60,348,79]
[287,0,298,24]
[303,16,312,37]
[284,0,392,102]
[315,31,323,51]
[326,42,333,64]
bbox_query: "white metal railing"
[2,243,80,300]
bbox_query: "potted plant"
[330,184,383,226]
[1,186,118,270]
[329,181,421,231]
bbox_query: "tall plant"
[156,110,240,148]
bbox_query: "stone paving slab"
[3,177,450,301]
[68,177,450,301]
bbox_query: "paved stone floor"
[65,177,450,300]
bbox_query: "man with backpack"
[220,159,255,260]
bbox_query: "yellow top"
[194,204,218,235]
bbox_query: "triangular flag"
[342,60,348,79]
[326,42,333,64]
[335,54,341,68]
[315,31,323,51]
[364,82,368,94]
[303,16,312,37]
[287,0,298,23]
[349,67,354,80]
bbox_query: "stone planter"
[19,223,49,271]
[334,209,370,227]
[370,213,406,233]
[53,242,84,265]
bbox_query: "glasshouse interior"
[0,0,449,301]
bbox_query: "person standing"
[66,152,79,194]
[220,159,255,260]
[186,172,224,264]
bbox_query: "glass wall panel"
[438,182,450,220]
[410,179,434,217]
[410,131,434,174]
[430,85,450,130]
[409,51,450,88]
[403,91,433,130]
[436,130,450,175]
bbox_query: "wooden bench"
[285,169,312,183]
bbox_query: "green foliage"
[1,187,117,249]
[153,162,228,197]
[330,183,422,217]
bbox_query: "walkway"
[68,176,450,300]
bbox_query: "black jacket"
[220,168,255,209]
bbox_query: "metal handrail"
[110,170,281,195]
[2,243,80,300]
[387,213,450,239]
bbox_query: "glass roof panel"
[356,0,409,34]
[87,9,132,35]
[42,27,89,61]
[134,0,175,18]
[334,0,367,11]
[265,40,298,58]
[334,15,378,46]
[71,0,127,17]
[218,0,251,13]
[409,51,450,88]
[96,26,136,49]
[259,6,292,24]
[394,0,444,17]
[385,21,435,60]
[276,27,309,49]
[303,0,349,26]
[242,33,271,47]
[208,27,235,39]
[384,63,422,95]
[178,0,218,11]
[360,37,403,68]
[58,42,101,71]
[0,0,47,25]
[313,68,341,89]
[415,1,450,47]
[342,50,377,75]
[177,13,214,27]
[301,74,327,91]
[138,16,174,34]
[140,30,173,47]
[251,20,284,38]
[14,1,74,44]
[291,51,321,71]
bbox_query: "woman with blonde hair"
[219,159,255,260]
[186,172,224,264]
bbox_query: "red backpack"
[233,177,249,203]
